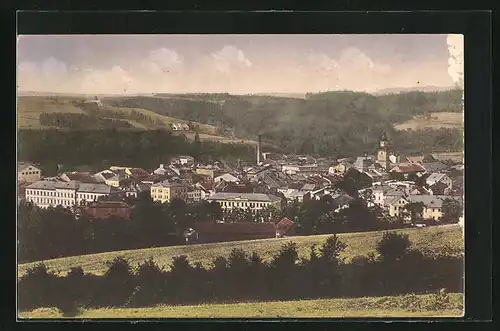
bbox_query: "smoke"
[446,34,464,88]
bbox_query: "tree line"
[18,232,463,316]
[17,195,224,263]
[39,113,134,130]
[70,100,166,128]
[18,129,256,176]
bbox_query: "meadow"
[19,293,464,319]
[18,225,464,278]
[16,95,218,136]
[394,112,463,131]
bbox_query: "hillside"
[18,225,463,278]
[17,89,464,157]
[17,96,86,128]
[394,112,463,131]
[104,89,464,157]
[17,96,219,135]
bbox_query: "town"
[18,132,464,245]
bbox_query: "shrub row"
[18,233,464,315]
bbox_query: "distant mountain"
[252,92,306,99]
[374,86,455,95]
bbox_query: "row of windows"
[220,201,269,208]
[78,193,104,200]
[152,194,170,200]
[27,190,106,200]
[27,190,75,198]
[30,198,73,206]
[22,171,40,176]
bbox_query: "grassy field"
[16,96,218,135]
[17,96,86,128]
[394,112,463,131]
[19,293,464,319]
[18,225,464,278]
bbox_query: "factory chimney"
[257,134,262,165]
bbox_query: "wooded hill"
[103,89,463,156]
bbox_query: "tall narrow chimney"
[257,134,262,165]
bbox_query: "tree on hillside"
[376,232,411,261]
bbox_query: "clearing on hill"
[394,112,463,131]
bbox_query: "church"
[375,132,400,171]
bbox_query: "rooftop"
[206,192,281,202]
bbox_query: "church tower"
[377,132,390,170]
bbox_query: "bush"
[376,232,412,261]
[128,258,167,307]
[272,242,299,270]
[93,257,136,307]
[319,235,347,265]
[18,263,59,310]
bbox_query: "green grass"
[16,96,218,135]
[18,293,464,318]
[17,96,86,128]
[18,225,464,278]
[394,112,463,131]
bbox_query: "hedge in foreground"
[18,233,463,315]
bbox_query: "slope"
[18,225,463,278]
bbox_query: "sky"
[17,34,464,95]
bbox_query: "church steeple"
[377,131,390,170]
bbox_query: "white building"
[25,180,120,209]
[214,173,239,183]
[18,163,42,183]
[206,192,281,211]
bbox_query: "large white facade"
[25,180,119,209]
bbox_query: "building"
[276,217,295,237]
[186,187,202,203]
[82,201,131,220]
[171,155,195,167]
[93,170,116,183]
[25,181,120,209]
[76,183,122,205]
[26,181,79,208]
[425,173,453,195]
[60,172,98,184]
[421,161,448,173]
[328,161,352,175]
[386,195,410,218]
[214,173,239,183]
[206,192,282,211]
[389,163,426,179]
[105,173,128,187]
[150,180,188,203]
[18,163,42,183]
[406,195,462,221]
[376,132,391,170]
[354,156,375,172]
[171,123,190,131]
[122,183,150,199]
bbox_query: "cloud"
[446,34,464,87]
[140,48,183,74]
[211,46,252,74]
[307,52,339,71]
[337,47,391,74]
[17,57,73,92]
[81,65,135,94]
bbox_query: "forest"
[18,129,255,176]
[102,89,464,156]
